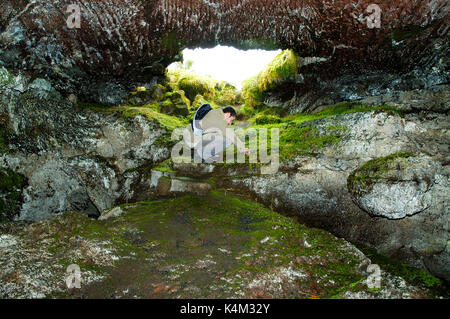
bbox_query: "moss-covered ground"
[356,245,447,297]
[1,190,393,299]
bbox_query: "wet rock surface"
[0,191,441,299]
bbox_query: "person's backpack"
[191,103,212,136]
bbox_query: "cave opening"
[167,45,281,91]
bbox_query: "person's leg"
[196,134,233,163]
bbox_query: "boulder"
[160,91,190,116]
[348,154,445,220]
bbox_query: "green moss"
[241,122,346,161]
[279,124,346,159]
[357,245,447,297]
[214,81,239,106]
[0,67,13,86]
[287,102,403,124]
[0,118,9,154]
[347,152,414,195]
[165,69,186,91]
[241,75,263,110]
[235,37,279,50]
[161,31,184,57]
[152,158,175,173]
[191,94,209,110]
[177,73,215,101]
[77,102,111,111]
[252,114,283,125]
[237,101,403,163]
[0,168,26,222]
[82,103,188,132]
[165,68,239,110]
[257,49,299,93]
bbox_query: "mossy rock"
[240,49,299,109]
[128,84,167,106]
[241,75,263,109]
[0,168,26,222]
[160,90,190,116]
[4,190,385,298]
[391,24,431,42]
[177,74,215,101]
[2,190,442,298]
[257,49,299,93]
[253,114,283,125]
[0,115,10,154]
[151,84,167,101]
[84,103,188,132]
[347,152,414,196]
[212,80,239,105]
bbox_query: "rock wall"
[0,67,170,221]
[168,109,449,282]
[223,111,449,282]
[0,0,448,103]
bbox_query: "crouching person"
[182,106,249,163]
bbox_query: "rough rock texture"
[0,0,448,294]
[0,68,170,221]
[200,111,449,282]
[348,155,447,220]
[0,0,448,104]
[0,191,440,299]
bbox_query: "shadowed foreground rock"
[0,191,441,299]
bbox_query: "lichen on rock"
[348,153,447,220]
[1,190,440,299]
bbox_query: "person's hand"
[244,148,250,155]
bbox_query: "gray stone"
[222,111,450,282]
[99,206,124,221]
